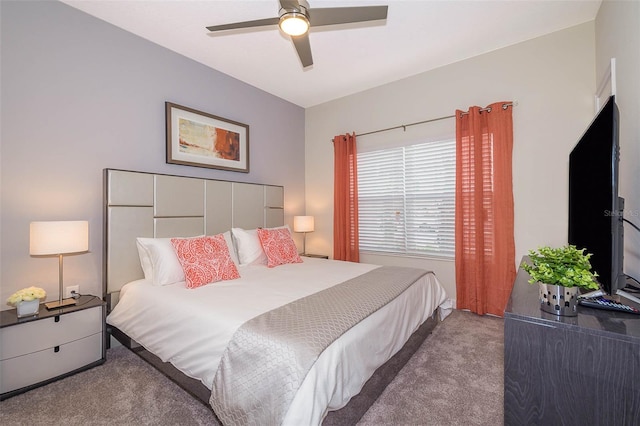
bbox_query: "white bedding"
[107,257,448,425]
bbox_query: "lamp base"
[45,298,77,310]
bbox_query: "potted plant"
[6,286,46,318]
[521,245,598,316]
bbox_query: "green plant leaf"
[521,245,599,290]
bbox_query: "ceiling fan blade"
[206,17,279,32]
[291,34,313,68]
[309,6,388,27]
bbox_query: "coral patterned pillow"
[256,227,302,268]
[171,235,240,289]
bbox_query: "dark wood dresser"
[504,262,640,426]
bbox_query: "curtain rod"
[331,102,516,142]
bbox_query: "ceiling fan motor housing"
[279,0,310,36]
[279,0,310,17]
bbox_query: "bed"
[103,169,450,425]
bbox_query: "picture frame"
[166,102,249,173]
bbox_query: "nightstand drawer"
[0,307,102,360]
[0,332,102,394]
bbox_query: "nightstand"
[302,253,329,259]
[0,295,106,400]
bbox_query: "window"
[357,139,455,258]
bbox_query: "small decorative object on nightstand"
[6,287,46,318]
[0,294,106,400]
[16,299,40,318]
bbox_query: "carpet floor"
[0,310,504,425]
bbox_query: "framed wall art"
[166,102,249,173]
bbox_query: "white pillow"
[137,233,239,286]
[231,228,267,266]
[231,226,289,266]
[222,231,240,265]
[137,240,154,281]
[136,237,185,286]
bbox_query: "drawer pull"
[55,316,60,323]
[54,346,60,353]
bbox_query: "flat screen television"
[568,95,625,296]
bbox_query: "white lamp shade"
[293,216,314,233]
[30,221,89,255]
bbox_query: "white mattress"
[107,257,448,425]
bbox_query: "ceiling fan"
[206,0,388,68]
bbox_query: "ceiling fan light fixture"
[279,12,310,36]
[207,0,388,68]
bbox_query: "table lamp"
[30,221,89,310]
[293,216,314,255]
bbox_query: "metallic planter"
[538,283,579,316]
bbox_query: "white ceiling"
[61,0,602,108]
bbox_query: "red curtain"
[455,102,516,316]
[333,133,360,262]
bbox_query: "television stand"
[504,261,640,425]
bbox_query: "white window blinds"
[357,139,455,258]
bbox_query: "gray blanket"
[210,266,429,426]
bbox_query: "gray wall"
[0,1,305,307]
[305,22,597,302]
[595,0,640,286]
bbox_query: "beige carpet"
[357,310,504,425]
[0,343,214,425]
[0,310,503,425]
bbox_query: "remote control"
[578,296,640,314]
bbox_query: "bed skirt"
[108,311,440,425]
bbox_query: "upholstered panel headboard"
[104,169,284,304]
